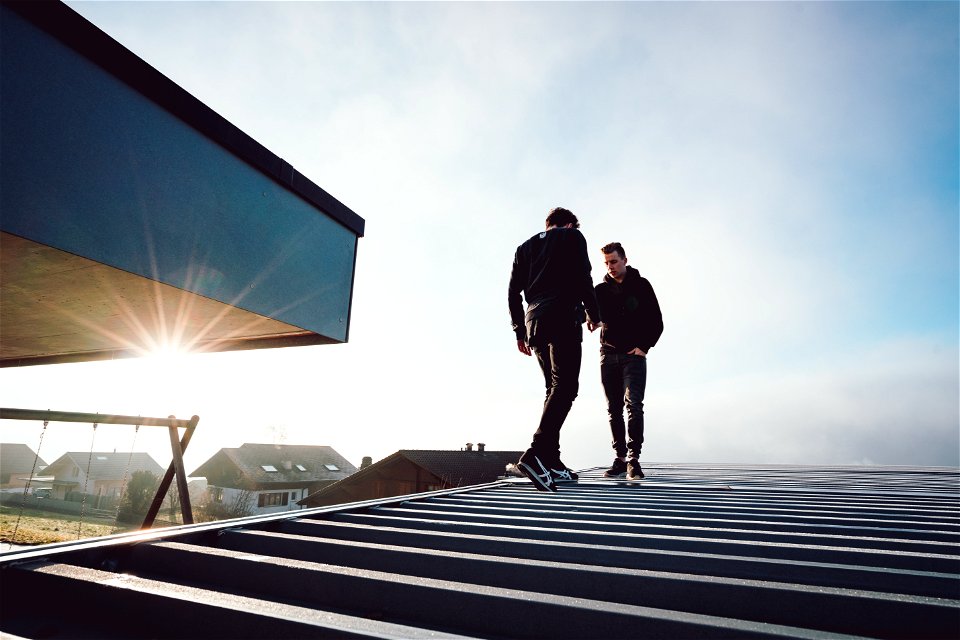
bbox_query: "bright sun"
[140,340,192,375]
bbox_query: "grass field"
[0,504,130,545]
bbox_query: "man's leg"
[600,353,627,459]
[518,340,575,492]
[530,339,581,460]
[624,355,648,479]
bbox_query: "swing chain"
[11,420,49,545]
[76,423,98,540]
[112,423,141,533]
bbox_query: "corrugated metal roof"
[1,463,957,639]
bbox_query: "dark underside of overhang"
[0,232,335,367]
[0,2,363,367]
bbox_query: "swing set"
[1,408,199,543]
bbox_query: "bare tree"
[197,483,255,522]
[164,483,181,524]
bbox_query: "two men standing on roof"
[508,209,663,491]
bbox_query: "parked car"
[32,488,53,498]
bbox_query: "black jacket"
[508,227,600,346]
[595,266,663,354]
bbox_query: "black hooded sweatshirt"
[595,266,663,354]
[508,227,600,345]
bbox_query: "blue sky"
[2,1,957,472]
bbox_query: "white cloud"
[648,335,959,466]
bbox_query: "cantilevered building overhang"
[0,1,365,366]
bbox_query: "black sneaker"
[517,453,557,492]
[550,461,579,483]
[626,460,644,480]
[603,458,627,478]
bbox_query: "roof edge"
[3,0,365,238]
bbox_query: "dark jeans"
[529,339,582,462]
[600,351,647,461]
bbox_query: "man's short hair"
[545,207,579,229]
[601,242,626,260]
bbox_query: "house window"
[261,465,278,472]
[324,464,339,471]
[211,487,224,503]
[257,492,289,507]
[295,464,307,471]
[290,491,297,501]
[72,466,79,477]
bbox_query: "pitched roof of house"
[301,449,523,505]
[45,452,164,480]
[190,443,357,484]
[398,449,522,487]
[0,443,48,475]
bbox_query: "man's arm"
[508,248,531,355]
[636,278,663,353]
[591,282,605,334]
[573,230,601,327]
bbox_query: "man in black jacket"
[595,242,663,481]
[508,207,600,492]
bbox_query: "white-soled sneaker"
[517,453,557,492]
[550,465,579,483]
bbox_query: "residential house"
[190,443,357,516]
[0,443,48,490]
[300,445,522,507]
[41,451,164,503]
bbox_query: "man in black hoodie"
[595,242,663,481]
[508,207,600,492]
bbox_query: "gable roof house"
[42,451,163,502]
[190,444,357,516]
[0,443,48,488]
[300,446,523,507]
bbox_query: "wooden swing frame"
[0,408,198,528]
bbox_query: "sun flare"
[140,339,193,373]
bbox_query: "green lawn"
[0,504,130,545]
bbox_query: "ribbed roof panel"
[1,464,957,638]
